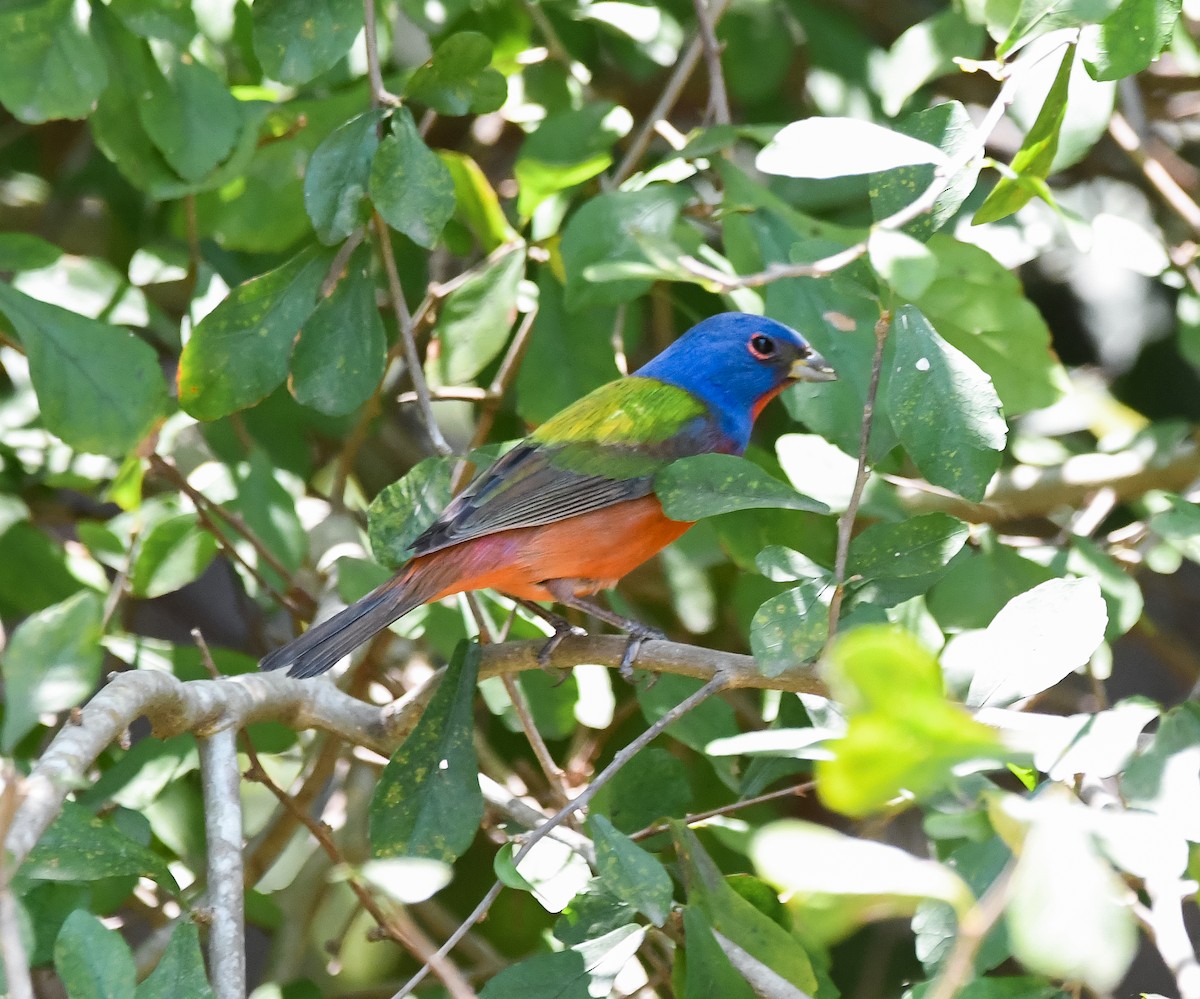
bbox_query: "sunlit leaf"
[758,118,948,179]
[368,455,455,568]
[252,0,363,85]
[1082,0,1182,80]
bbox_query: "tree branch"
[198,728,246,999]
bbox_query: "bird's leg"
[543,582,665,682]
[512,597,587,670]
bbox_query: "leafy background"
[1,0,1200,996]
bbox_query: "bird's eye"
[749,334,776,359]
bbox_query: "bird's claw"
[617,624,666,684]
[536,619,588,679]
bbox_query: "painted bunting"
[260,312,835,679]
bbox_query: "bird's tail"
[260,562,438,679]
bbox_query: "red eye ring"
[748,333,776,359]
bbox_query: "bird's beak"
[790,350,837,383]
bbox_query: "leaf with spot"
[974,45,1075,224]
[18,800,178,891]
[478,950,592,999]
[368,455,456,568]
[54,910,136,999]
[1083,0,1182,80]
[0,282,166,455]
[406,32,506,117]
[177,244,333,420]
[304,109,384,245]
[885,306,1005,502]
[370,108,456,249]
[369,642,483,861]
[590,815,674,926]
[252,0,363,85]
[999,0,1121,57]
[290,244,386,416]
[0,0,107,123]
[846,512,969,606]
[109,0,198,47]
[750,578,831,678]
[656,454,829,522]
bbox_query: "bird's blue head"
[635,312,835,449]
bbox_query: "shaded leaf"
[848,513,969,582]
[54,910,135,999]
[2,592,104,750]
[590,815,674,926]
[0,0,107,123]
[304,109,384,245]
[750,579,831,678]
[656,454,828,521]
[252,0,363,85]
[368,455,455,568]
[885,306,1006,502]
[177,244,333,420]
[135,922,214,999]
[974,45,1075,223]
[682,905,758,999]
[369,642,483,861]
[0,282,166,455]
[0,233,62,272]
[407,32,506,116]
[555,883,636,945]
[757,118,947,179]
[290,244,387,416]
[109,0,197,46]
[478,950,591,999]
[430,244,524,384]
[370,108,456,249]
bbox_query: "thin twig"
[321,227,367,298]
[1108,110,1200,236]
[630,779,816,841]
[198,728,246,999]
[925,863,1015,999]
[391,673,732,997]
[241,741,477,998]
[611,0,732,186]
[373,211,454,456]
[692,0,730,125]
[362,0,401,108]
[828,311,889,636]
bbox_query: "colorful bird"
[260,312,835,679]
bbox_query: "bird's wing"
[410,377,717,556]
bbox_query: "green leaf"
[406,32,506,116]
[369,642,484,861]
[999,0,1121,56]
[590,746,694,833]
[974,45,1075,223]
[359,857,453,903]
[0,282,166,455]
[681,906,758,999]
[555,883,636,945]
[137,55,242,183]
[655,454,828,521]
[1082,0,1182,79]
[19,800,178,891]
[54,910,136,999]
[956,577,1108,708]
[885,306,1006,502]
[0,233,62,272]
[561,187,687,310]
[0,0,107,123]
[290,244,387,416]
[252,0,363,85]
[849,513,969,582]
[913,236,1069,414]
[370,108,457,249]
[303,109,383,245]
[672,822,819,994]
[368,455,455,568]
[757,118,948,179]
[135,922,214,999]
[751,820,973,943]
[1122,702,1200,841]
[442,151,520,252]
[868,228,938,299]
[870,101,982,241]
[430,244,524,384]
[2,592,104,750]
[109,0,198,47]
[514,103,633,217]
[177,244,333,420]
[589,815,674,926]
[478,950,591,999]
[877,9,985,117]
[130,514,219,599]
[749,579,831,678]
[817,626,1009,816]
[493,843,538,893]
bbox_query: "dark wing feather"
[409,443,654,557]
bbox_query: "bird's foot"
[617,623,667,684]
[536,617,588,672]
